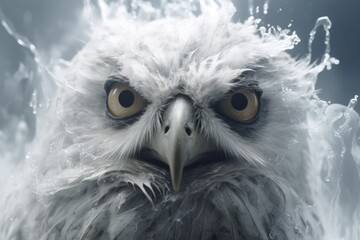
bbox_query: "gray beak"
[148,96,214,191]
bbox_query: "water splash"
[248,0,270,16]
[0,0,359,239]
[0,64,33,167]
[348,95,358,109]
[307,16,339,70]
[0,6,83,96]
[0,8,42,71]
[263,0,270,15]
[248,0,254,16]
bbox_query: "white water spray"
[0,0,359,239]
[248,0,270,15]
[307,16,339,71]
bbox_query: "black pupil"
[231,93,248,111]
[118,90,135,108]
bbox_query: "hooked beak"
[147,96,214,191]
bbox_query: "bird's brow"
[229,71,262,95]
[104,76,129,93]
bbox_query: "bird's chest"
[40,177,320,240]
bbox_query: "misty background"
[0,0,359,159]
[0,0,359,104]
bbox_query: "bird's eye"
[216,89,259,123]
[107,83,146,119]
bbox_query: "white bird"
[1,1,344,239]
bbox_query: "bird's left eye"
[216,89,260,123]
[106,83,146,119]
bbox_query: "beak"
[148,96,213,191]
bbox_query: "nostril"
[164,125,170,134]
[184,126,192,136]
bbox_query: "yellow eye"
[107,83,146,119]
[217,89,259,123]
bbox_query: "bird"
[0,1,327,239]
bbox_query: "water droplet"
[29,90,38,114]
[49,143,55,153]
[347,95,358,109]
[263,0,270,14]
[248,0,254,16]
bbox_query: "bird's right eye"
[106,82,146,119]
[216,88,260,124]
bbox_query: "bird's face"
[51,14,315,194]
[22,8,325,240]
[104,72,262,191]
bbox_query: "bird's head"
[35,5,317,196]
[18,3,329,239]
[45,14,317,192]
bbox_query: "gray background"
[0,0,359,109]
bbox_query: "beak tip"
[170,162,183,193]
[171,176,182,192]
[172,183,181,192]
